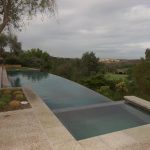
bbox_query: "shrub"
[15,94,25,101]
[9,100,20,109]
[13,90,23,96]
[5,56,21,64]
[1,95,12,103]
[0,101,6,109]
[98,86,111,97]
[2,89,12,95]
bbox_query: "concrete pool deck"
[1,66,10,88]
[23,87,150,150]
[0,109,53,150]
[0,87,150,149]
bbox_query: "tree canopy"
[145,48,150,60]
[8,34,22,55]
[20,48,51,71]
[81,51,99,76]
[133,60,150,96]
[0,33,8,55]
[0,0,56,33]
[0,33,22,56]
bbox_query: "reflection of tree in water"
[8,70,49,82]
[10,77,21,87]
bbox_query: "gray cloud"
[16,0,150,59]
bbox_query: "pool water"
[8,70,150,140]
[56,103,150,140]
[8,70,110,109]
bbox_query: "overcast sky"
[16,0,150,59]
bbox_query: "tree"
[81,74,106,90]
[20,48,51,71]
[133,60,150,96]
[145,48,150,60]
[81,51,99,76]
[0,33,8,55]
[8,34,22,55]
[0,0,56,33]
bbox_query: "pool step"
[124,96,150,111]
[54,101,124,113]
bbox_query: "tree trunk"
[0,0,11,34]
[0,21,8,34]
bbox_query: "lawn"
[105,73,128,81]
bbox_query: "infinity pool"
[8,70,150,140]
[8,70,110,109]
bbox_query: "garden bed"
[0,88,31,112]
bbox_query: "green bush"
[15,94,25,101]
[5,55,21,64]
[97,86,123,101]
[13,90,23,96]
[0,101,7,109]
[2,89,12,95]
[97,86,111,98]
[0,95,12,103]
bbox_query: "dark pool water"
[8,70,150,140]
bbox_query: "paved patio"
[0,109,53,150]
[0,87,150,150]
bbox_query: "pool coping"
[23,86,150,150]
[124,96,150,111]
[1,66,10,88]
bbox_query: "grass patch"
[105,73,128,81]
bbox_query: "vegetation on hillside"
[0,34,150,101]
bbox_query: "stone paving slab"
[79,136,111,150]
[99,131,138,149]
[52,140,83,150]
[123,124,150,143]
[124,96,150,111]
[0,109,53,150]
[80,124,150,150]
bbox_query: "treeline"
[128,49,150,100]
